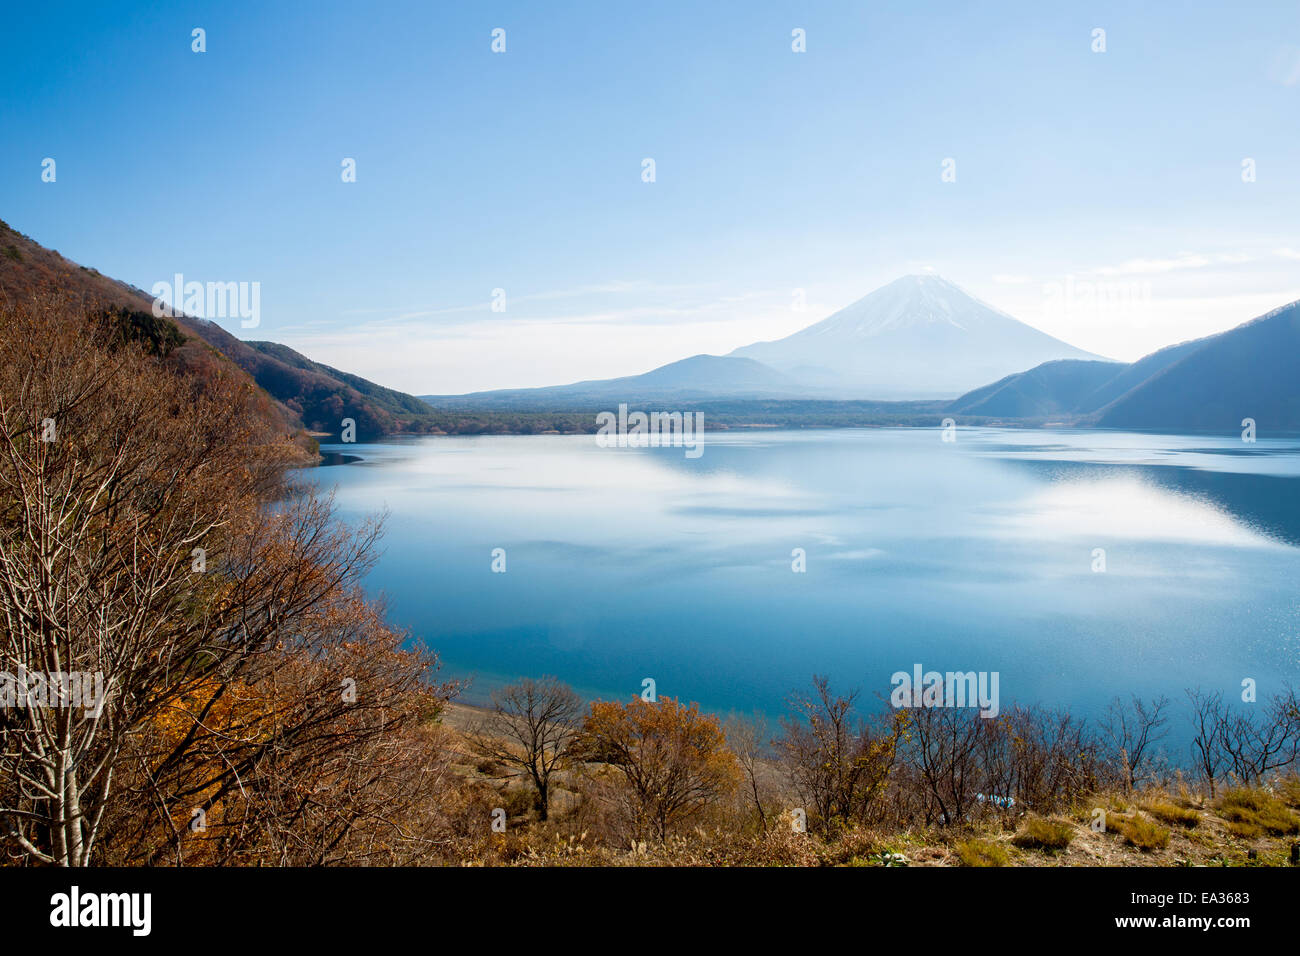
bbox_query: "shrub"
[1012,816,1074,851]
[1224,819,1263,839]
[498,786,537,819]
[955,838,1011,867]
[574,697,741,842]
[1217,788,1300,837]
[1142,800,1199,828]
[1114,815,1171,850]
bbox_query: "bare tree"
[1186,688,1226,796]
[465,677,583,820]
[0,296,458,866]
[902,704,984,825]
[723,712,771,832]
[1216,686,1300,783]
[1100,695,1170,791]
[778,676,899,831]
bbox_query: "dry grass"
[955,838,1012,867]
[1107,813,1171,851]
[438,717,1300,867]
[1141,799,1200,828]
[1217,788,1300,838]
[1012,816,1074,852]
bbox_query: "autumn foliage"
[0,295,458,865]
[3,294,1296,869]
[574,696,741,841]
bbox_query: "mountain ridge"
[947,298,1300,430]
[8,216,1297,435]
[420,354,811,408]
[426,274,1109,407]
[0,220,437,441]
[729,274,1108,398]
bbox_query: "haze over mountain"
[421,354,807,408]
[948,298,1300,430]
[1098,300,1300,430]
[8,215,1295,436]
[426,274,1107,407]
[729,274,1108,398]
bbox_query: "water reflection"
[305,430,1300,736]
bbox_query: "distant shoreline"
[313,417,1300,447]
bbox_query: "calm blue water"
[304,428,1300,741]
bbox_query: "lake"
[305,428,1300,745]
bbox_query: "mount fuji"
[729,274,1108,398]
[422,274,1108,406]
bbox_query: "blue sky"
[3,0,1299,392]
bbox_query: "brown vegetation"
[0,221,435,443]
[0,295,457,865]
[3,290,1299,868]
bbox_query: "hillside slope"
[0,218,313,447]
[947,298,1300,431]
[947,360,1125,419]
[1097,300,1300,430]
[0,219,436,440]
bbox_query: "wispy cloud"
[1091,254,1215,276]
[270,281,827,393]
[332,280,699,324]
[283,282,818,339]
[1270,44,1300,86]
[1083,248,1300,277]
